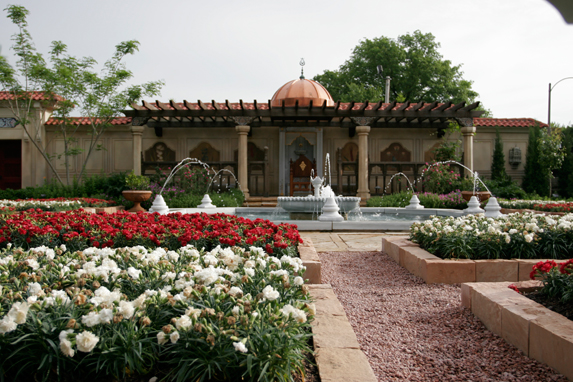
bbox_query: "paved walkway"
[300,232,406,252]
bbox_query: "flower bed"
[497,199,570,210]
[0,210,302,256]
[410,212,573,260]
[533,202,573,213]
[0,243,314,381]
[0,197,117,212]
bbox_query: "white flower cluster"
[0,199,81,209]
[0,243,313,360]
[411,212,573,251]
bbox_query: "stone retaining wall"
[300,239,377,381]
[461,281,573,380]
[299,240,322,284]
[382,236,568,284]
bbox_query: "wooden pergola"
[124,100,482,133]
[123,100,483,199]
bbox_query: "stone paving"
[301,232,406,252]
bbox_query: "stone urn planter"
[122,190,152,212]
[461,191,491,203]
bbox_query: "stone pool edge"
[461,280,573,380]
[298,239,377,382]
[382,236,569,284]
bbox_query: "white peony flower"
[157,331,167,345]
[293,276,304,286]
[81,311,101,327]
[228,287,243,297]
[8,302,29,324]
[76,331,99,352]
[175,315,192,330]
[170,331,180,344]
[261,285,280,301]
[59,339,75,357]
[118,301,135,319]
[0,316,17,334]
[233,341,248,353]
[127,267,142,279]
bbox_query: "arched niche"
[424,142,441,163]
[189,142,220,162]
[144,142,176,162]
[233,142,265,162]
[380,142,411,162]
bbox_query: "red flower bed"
[0,210,302,255]
[533,202,573,213]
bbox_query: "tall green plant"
[522,125,548,196]
[490,128,508,182]
[538,126,565,196]
[557,127,573,198]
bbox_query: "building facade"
[0,79,545,198]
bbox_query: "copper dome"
[270,78,334,107]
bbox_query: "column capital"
[131,117,149,126]
[460,125,476,135]
[351,117,376,126]
[235,125,250,134]
[456,117,474,128]
[230,116,254,126]
[131,125,145,135]
[355,125,371,135]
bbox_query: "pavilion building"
[0,77,545,201]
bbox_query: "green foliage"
[1,5,163,186]
[538,127,565,196]
[125,171,150,190]
[522,125,549,196]
[490,128,509,182]
[367,190,467,209]
[557,127,573,198]
[484,178,527,199]
[0,173,128,202]
[367,192,413,208]
[313,30,479,104]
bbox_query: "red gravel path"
[318,251,567,382]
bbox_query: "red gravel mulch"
[319,251,567,382]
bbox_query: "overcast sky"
[1,0,573,125]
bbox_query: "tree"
[522,125,549,196]
[557,127,573,198]
[490,128,508,182]
[538,126,565,196]
[0,5,163,186]
[313,30,479,104]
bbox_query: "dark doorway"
[0,140,22,189]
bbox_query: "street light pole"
[548,77,573,131]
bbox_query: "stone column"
[461,125,476,177]
[356,125,371,200]
[236,125,250,199]
[131,126,145,175]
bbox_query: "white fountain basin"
[277,196,361,214]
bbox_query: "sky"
[1,0,573,126]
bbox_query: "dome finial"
[299,58,305,79]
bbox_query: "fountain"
[149,158,244,213]
[381,172,424,210]
[276,154,360,218]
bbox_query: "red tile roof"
[473,118,547,128]
[0,91,65,102]
[45,117,132,125]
